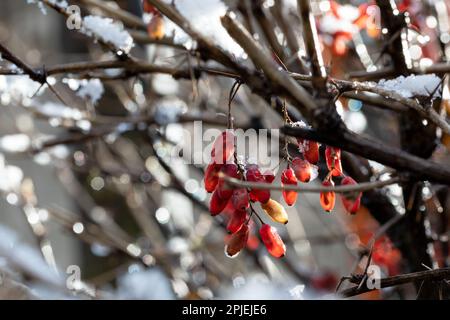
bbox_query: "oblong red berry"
[259,224,286,258]
[281,168,298,206]
[320,180,336,212]
[231,188,249,211]
[204,162,221,193]
[225,224,249,258]
[209,190,229,216]
[325,147,343,177]
[340,176,362,214]
[211,130,235,164]
[227,209,247,234]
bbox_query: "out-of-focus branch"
[252,1,286,63]
[297,0,326,88]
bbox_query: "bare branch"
[340,267,450,298]
[221,174,402,193]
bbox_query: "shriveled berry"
[320,180,336,212]
[281,168,298,206]
[225,224,249,258]
[227,209,247,234]
[340,176,362,214]
[259,224,286,258]
[261,199,288,224]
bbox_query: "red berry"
[259,224,286,258]
[147,14,165,40]
[320,180,336,212]
[143,1,160,15]
[227,209,247,234]
[204,162,221,193]
[225,224,249,258]
[246,165,271,204]
[340,176,362,214]
[304,140,319,164]
[211,130,235,164]
[231,188,249,211]
[209,190,229,216]
[332,35,349,56]
[281,168,298,206]
[325,147,343,177]
[310,272,338,291]
[291,157,312,183]
[216,163,239,200]
[263,170,275,183]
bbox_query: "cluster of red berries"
[204,130,363,259]
[294,136,362,215]
[143,1,165,40]
[204,130,287,259]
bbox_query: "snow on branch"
[377,74,442,99]
[82,15,134,54]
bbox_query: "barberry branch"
[282,125,450,185]
[221,174,402,194]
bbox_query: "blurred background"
[0,0,449,300]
